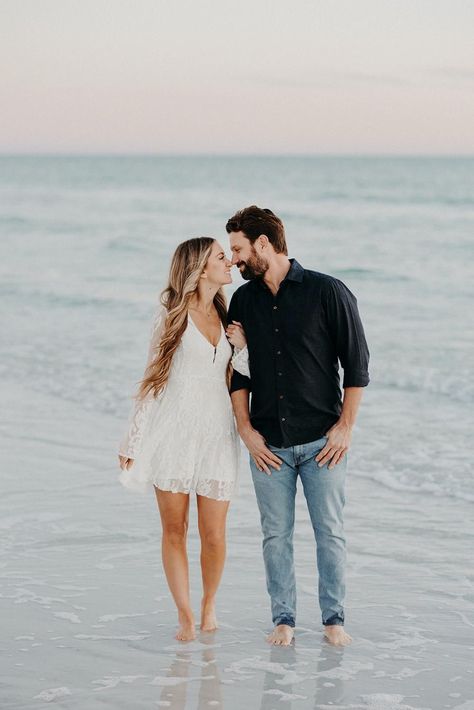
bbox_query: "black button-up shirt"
[228,259,370,447]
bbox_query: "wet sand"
[1,382,473,709]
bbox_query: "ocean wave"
[333,268,412,282]
[105,238,148,253]
[361,193,474,207]
[286,191,474,208]
[0,215,31,227]
[352,468,474,504]
[371,365,474,403]
[0,282,149,314]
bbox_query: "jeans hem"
[274,617,296,628]
[322,615,344,627]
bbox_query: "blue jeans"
[250,435,346,628]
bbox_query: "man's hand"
[239,425,282,475]
[118,455,134,471]
[315,421,352,470]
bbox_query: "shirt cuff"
[342,370,370,388]
[230,370,251,394]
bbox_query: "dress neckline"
[188,313,224,349]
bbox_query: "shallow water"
[1,156,473,708]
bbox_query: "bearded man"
[225,205,370,647]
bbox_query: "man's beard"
[239,248,269,280]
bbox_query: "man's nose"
[231,253,239,265]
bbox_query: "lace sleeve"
[118,306,167,459]
[231,344,250,378]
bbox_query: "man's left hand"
[315,421,352,470]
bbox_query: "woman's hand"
[118,455,134,470]
[226,321,247,349]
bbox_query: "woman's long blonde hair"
[137,237,230,399]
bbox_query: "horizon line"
[0,151,473,159]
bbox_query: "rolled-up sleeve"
[323,278,370,388]
[228,290,252,394]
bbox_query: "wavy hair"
[137,237,230,399]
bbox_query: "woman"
[118,237,248,642]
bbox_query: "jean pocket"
[266,442,283,452]
[314,435,328,451]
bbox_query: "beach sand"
[1,381,473,710]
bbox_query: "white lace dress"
[118,306,249,501]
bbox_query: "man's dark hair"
[225,206,288,255]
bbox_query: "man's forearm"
[339,387,364,428]
[230,388,283,473]
[230,388,251,433]
[320,387,364,467]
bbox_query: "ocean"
[1,156,473,709]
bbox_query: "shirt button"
[273,305,278,310]
[278,372,282,376]
[281,417,286,422]
[277,350,281,355]
[275,328,279,332]
[279,395,284,399]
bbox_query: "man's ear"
[257,234,270,250]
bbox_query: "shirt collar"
[255,258,304,289]
[285,258,304,282]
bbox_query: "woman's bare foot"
[175,610,196,641]
[267,624,294,646]
[323,625,352,646]
[200,598,218,631]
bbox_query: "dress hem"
[119,471,238,501]
[152,482,235,502]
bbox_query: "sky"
[1,0,473,154]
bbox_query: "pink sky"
[1,0,473,154]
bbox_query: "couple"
[118,205,370,647]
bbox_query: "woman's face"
[202,241,233,286]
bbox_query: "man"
[226,206,370,647]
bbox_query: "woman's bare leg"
[196,494,230,631]
[154,487,196,641]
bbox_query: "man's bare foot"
[323,625,352,646]
[200,599,218,632]
[175,611,196,641]
[267,624,294,646]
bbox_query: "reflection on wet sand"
[157,633,223,709]
[312,646,345,707]
[259,640,346,709]
[157,652,190,709]
[155,630,349,710]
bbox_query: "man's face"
[229,231,269,280]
